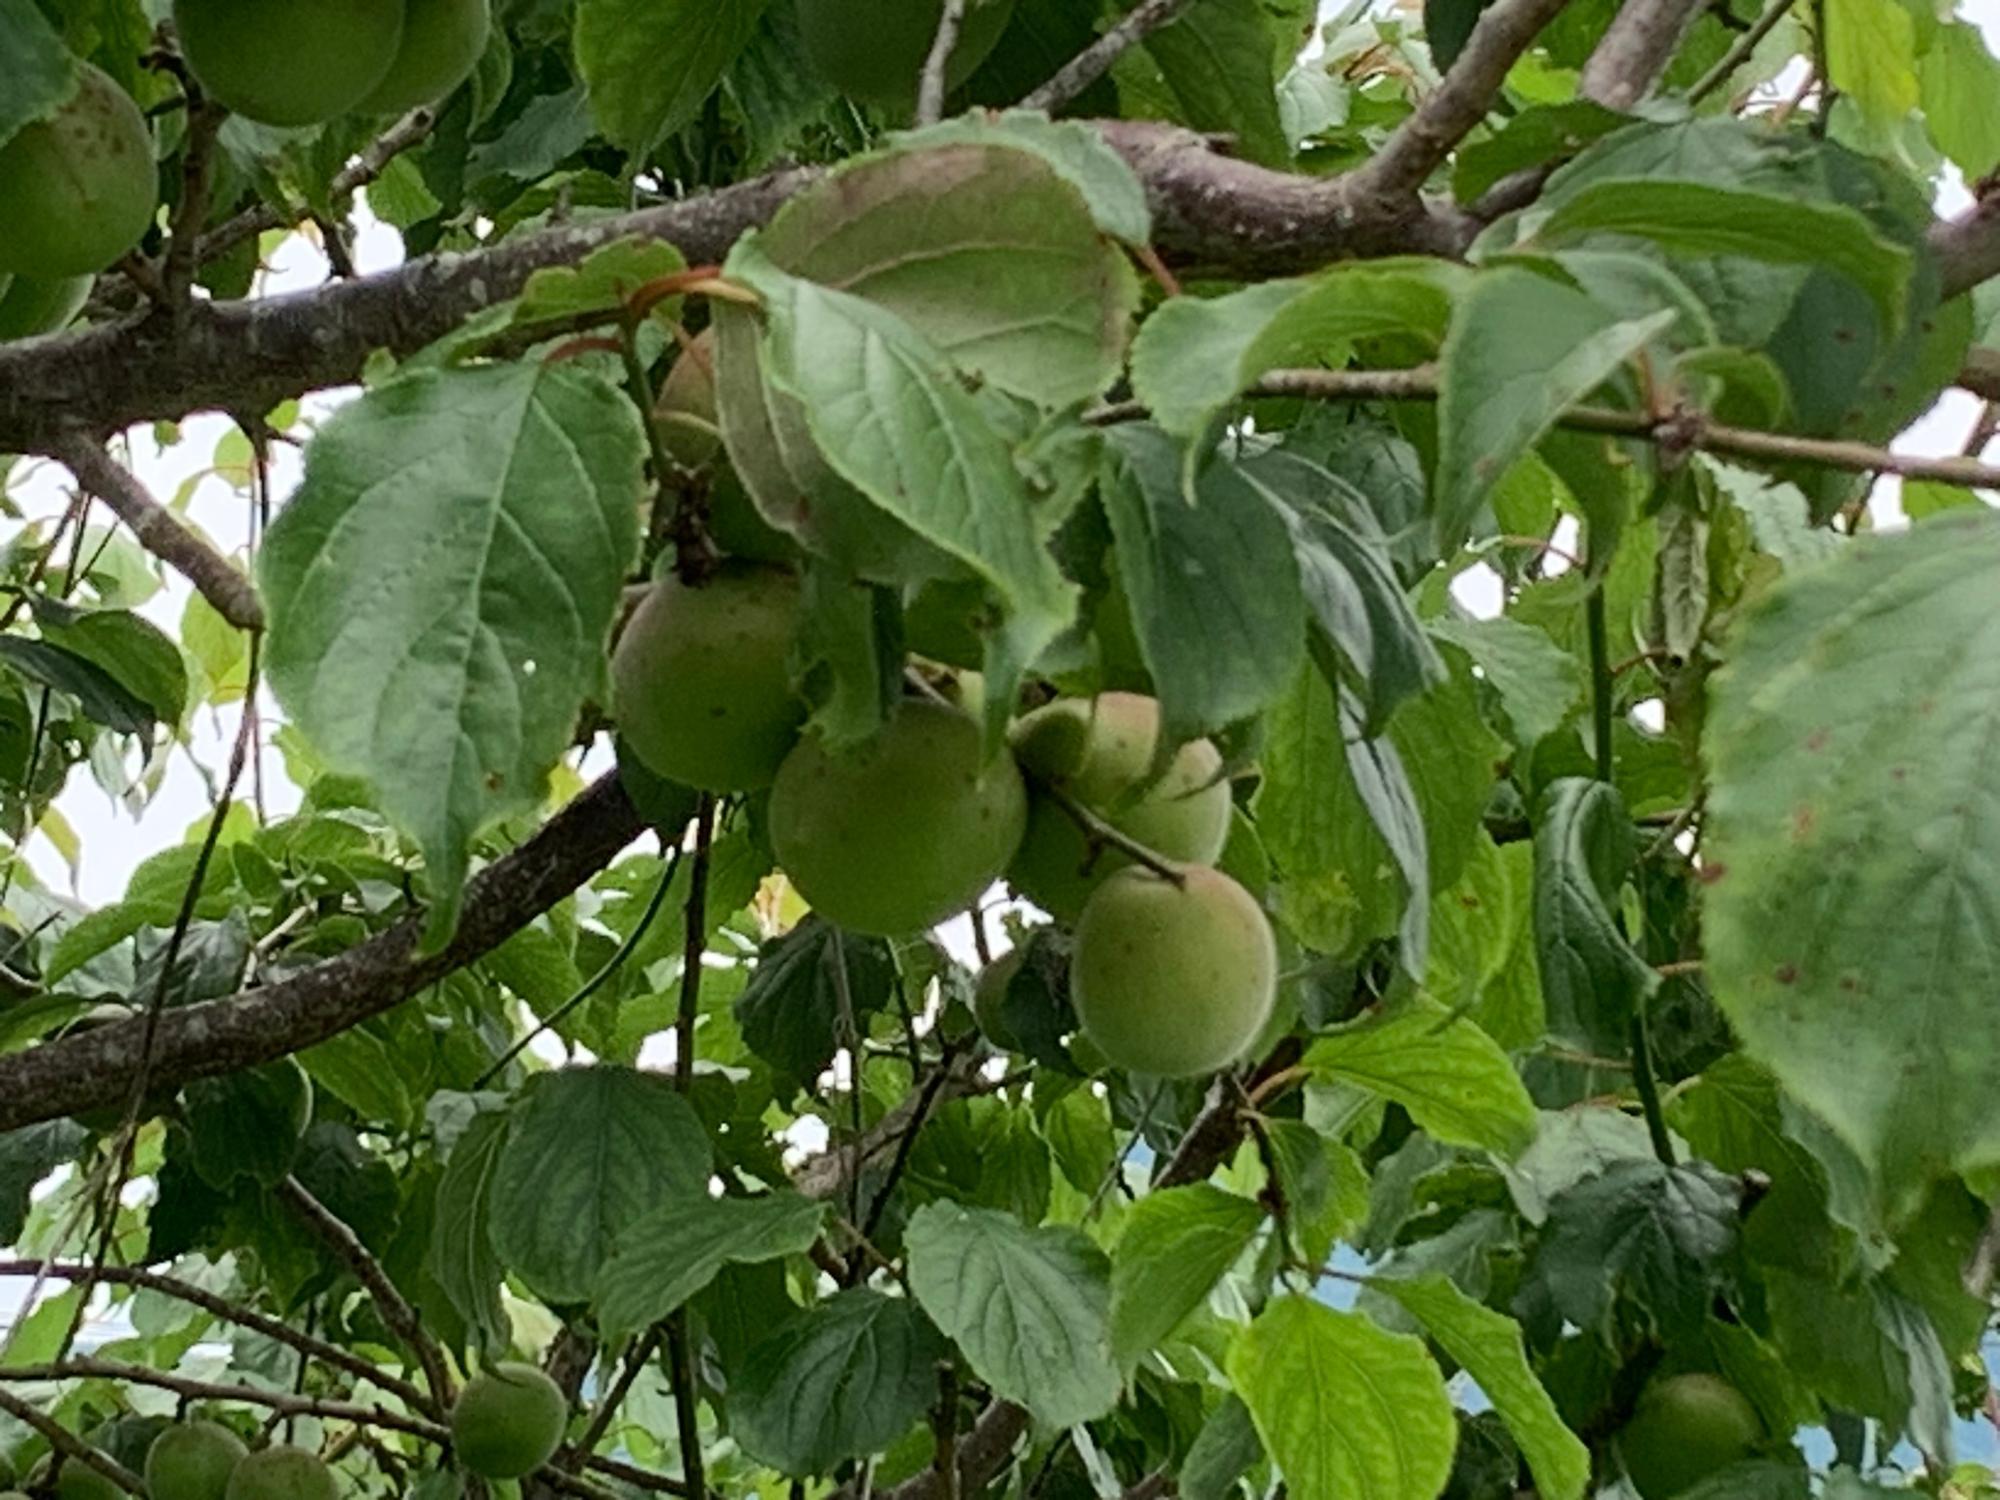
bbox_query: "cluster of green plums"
[614,554,1278,1079]
[8,1363,564,1498]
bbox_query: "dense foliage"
[2,0,2000,1499]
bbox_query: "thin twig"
[1687,0,1799,101]
[0,1385,145,1495]
[1578,0,1709,109]
[860,1043,964,1240]
[916,0,969,125]
[1020,0,1200,112]
[1629,1009,1677,1166]
[50,433,265,630]
[664,1316,707,1500]
[675,797,716,1094]
[571,1327,666,1462]
[1040,783,1188,886]
[932,1362,962,1500]
[164,99,227,305]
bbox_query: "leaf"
[574,0,772,154]
[184,1061,311,1189]
[1143,0,1292,168]
[1435,270,1671,550]
[1920,24,2000,179]
[0,1119,85,1243]
[1108,1185,1266,1367]
[597,1192,826,1336]
[1377,1276,1590,1500]
[32,601,188,729]
[1228,1295,1457,1500]
[729,1289,946,1477]
[1705,510,2000,1217]
[1429,616,1583,748]
[734,917,895,1085]
[515,237,689,329]
[1451,101,1626,202]
[1130,261,1463,439]
[0,636,155,737]
[426,1109,510,1357]
[1824,0,1919,126]
[1305,997,1537,1157]
[1099,428,1307,747]
[904,1201,1121,1430]
[890,111,1152,244]
[1767,1272,1953,1452]
[1523,1159,1742,1338]
[1533,777,1658,1056]
[1180,1395,1265,1500]
[0,0,77,148]
[488,1066,712,1304]
[260,363,643,943]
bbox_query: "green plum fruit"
[770,699,1027,935]
[358,0,490,113]
[222,1446,336,1500]
[1618,1374,1763,1500]
[146,1422,249,1500]
[1009,693,1231,920]
[451,1362,569,1480]
[54,1466,123,1500]
[174,0,404,126]
[0,65,155,278]
[796,0,1017,108]
[1071,866,1277,1077]
[0,273,91,339]
[612,563,806,793]
[654,333,799,563]
[973,948,1024,1051]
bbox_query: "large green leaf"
[0,1119,85,1243]
[33,600,188,729]
[1141,0,1292,168]
[597,1192,826,1336]
[1920,24,2000,179]
[574,0,772,154]
[1824,0,1919,126]
[1706,510,2000,1216]
[0,0,77,148]
[1533,777,1658,1056]
[730,1289,947,1477]
[0,636,155,738]
[890,112,1152,245]
[1429,615,1583,748]
[260,363,643,942]
[1108,1185,1266,1367]
[1100,428,1307,748]
[1305,998,1536,1157]
[734,917,895,1085]
[488,1067,712,1304]
[905,1201,1121,1430]
[426,1109,510,1356]
[1228,1295,1457,1500]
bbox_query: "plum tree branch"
[0,770,644,1133]
[917,0,970,125]
[1577,0,1711,109]
[0,1384,146,1495]
[1019,0,1200,113]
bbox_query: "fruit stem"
[1037,782,1188,888]
[1629,1008,1678,1167]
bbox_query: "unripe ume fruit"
[770,699,1027,936]
[451,1361,570,1480]
[1009,694,1231,920]
[54,1466,122,1500]
[796,0,1017,107]
[174,0,405,126]
[1071,866,1277,1077]
[1617,1374,1763,1500]
[612,564,806,793]
[146,1421,249,1500]
[0,274,92,340]
[222,1446,336,1500]
[0,65,155,278]
[358,0,491,114]
[973,948,1025,1051]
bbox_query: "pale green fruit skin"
[0,273,91,339]
[0,66,155,278]
[175,0,404,126]
[358,0,491,113]
[771,699,1027,936]
[1618,1375,1763,1500]
[451,1362,569,1480]
[54,1466,124,1500]
[1071,866,1277,1078]
[146,1422,249,1500]
[612,564,806,793]
[973,948,1025,1051]
[796,0,1016,107]
[222,1446,336,1500]
[655,333,800,564]
[1009,694,1231,921]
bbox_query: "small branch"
[860,1043,965,1239]
[1586,573,1614,782]
[1578,0,1710,110]
[1687,0,1799,102]
[1959,346,2000,405]
[1347,0,1576,208]
[572,1328,666,1462]
[276,1176,455,1410]
[50,433,265,631]
[916,0,969,126]
[675,797,716,1094]
[164,99,227,305]
[1629,1009,1678,1166]
[664,1316,707,1500]
[1020,0,1199,113]
[932,1363,961,1500]
[0,1385,145,1495]
[1039,782,1188,885]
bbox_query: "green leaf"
[426,1109,510,1357]
[1305,997,1536,1157]
[1180,1395,1265,1500]
[1767,1272,1952,1451]
[1130,261,1462,439]
[1429,615,1582,748]
[890,111,1152,244]
[32,601,188,729]
[1824,0,1919,126]
[515,236,689,329]
[574,0,772,154]
[1228,1295,1457,1500]
[734,917,894,1085]
[0,0,77,148]
[1099,428,1307,747]
[1706,510,2000,1217]
[1436,270,1671,550]
[598,1192,826,1336]
[729,1289,947,1477]
[1143,0,1292,168]
[0,635,155,738]
[0,1119,85,1243]
[1920,23,2000,181]
[260,363,643,944]
[1108,1185,1266,1367]
[184,1061,311,1189]
[1451,101,1626,202]
[1377,1276,1590,1500]
[1533,777,1658,1056]
[905,1200,1121,1430]
[299,1027,414,1132]
[488,1066,712,1304]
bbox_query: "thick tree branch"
[1347,0,1577,210]
[1020,0,1200,113]
[48,433,265,631]
[0,771,644,1132]
[1961,346,2000,404]
[1578,0,1710,109]
[1937,191,2000,302]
